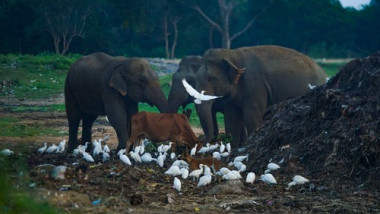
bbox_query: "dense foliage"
[0,0,379,58]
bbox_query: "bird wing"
[198,94,221,101]
[182,79,200,98]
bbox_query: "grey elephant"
[65,52,170,152]
[195,45,327,148]
[168,56,247,142]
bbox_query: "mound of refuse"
[238,52,380,191]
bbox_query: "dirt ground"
[1,55,380,213]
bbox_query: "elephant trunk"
[150,87,171,113]
[195,101,215,144]
[168,82,191,113]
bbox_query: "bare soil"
[1,54,379,213]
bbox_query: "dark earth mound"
[238,52,380,192]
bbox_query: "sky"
[339,0,371,10]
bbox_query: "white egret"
[103,144,110,153]
[57,140,66,153]
[246,172,256,184]
[182,79,221,104]
[156,153,166,167]
[82,151,95,162]
[161,142,173,154]
[308,83,316,90]
[170,152,176,160]
[226,143,231,153]
[129,151,142,163]
[141,153,153,163]
[38,143,47,153]
[173,177,181,192]
[181,168,189,179]
[0,149,14,155]
[265,162,280,173]
[260,173,277,184]
[288,175,309,188]
[212,151,221,160]
[219,142,225,153]
[190,144,198,156]
[102,151,110,162]
[233,154,249,163]
[46,144,58,153]
[197,166,212,187]
[165,165,182,176]
[119,152,132,166]
[189,164,204,180]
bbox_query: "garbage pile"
[240,52,380,190]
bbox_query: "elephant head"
[195,49,245,144]
[109,58,171,113]
[168,56,202,113]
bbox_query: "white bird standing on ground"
[0,149,14,155]
[172,160,189,168]
[190,144,197,156]
[82,151,95,162]
[288,175,310,188]
[173,177,181,192]
[170,152,176,160]
[197,143,210,155]
[246,172,256,184]
[265,162,280,173]
[182,79,221,104]
[38,143,47,153]
[102,151,110,162]
[222,170,242,180]
[119,150,132,165]
[57,140,66,153]
[197,166,212,187]
[93,143,102,157]
[219,142,225,153]
[233,154,249,163]
[156,153,166,167]
[226,143,231,153]
[165,165,182,176]
[129,151,142,163]
[213,151,222,160]
[141,153,153,163]
[103,144,110,153]
[181,168,189,179]
[189,164,204,181]
[46,144,58,153]
[161,142,173,154]
[260,173,277,184]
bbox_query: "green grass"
[317,61,346,77]
[0,156,62,213]
[0,117,66,137]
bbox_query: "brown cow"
[126,111,201,152]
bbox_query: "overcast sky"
[339,0,371,9]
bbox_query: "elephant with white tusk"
[194,45,327,149]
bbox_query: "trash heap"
[240,52,380,190]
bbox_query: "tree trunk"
[163,15,170,59]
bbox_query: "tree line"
[0,0,379,58]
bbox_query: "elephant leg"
[224,105,244,149]
[106,106,129,152]
[82,114,98,152]
[67,112,81,152]
[212,110,219,138]
[126,99,138,136]
[242,100,267,137]
[66,97,81,152]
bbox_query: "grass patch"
[317,61,345,77]
[0,156,61,213]
[0,117,65,137]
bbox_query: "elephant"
[194,45,327,149]
[168,56,247,143]
[64,52,171,152]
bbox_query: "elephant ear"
[223,58,246,85]
[109,65,128,96]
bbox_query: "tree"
[184,0,273,49]
[32,0,95,55]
